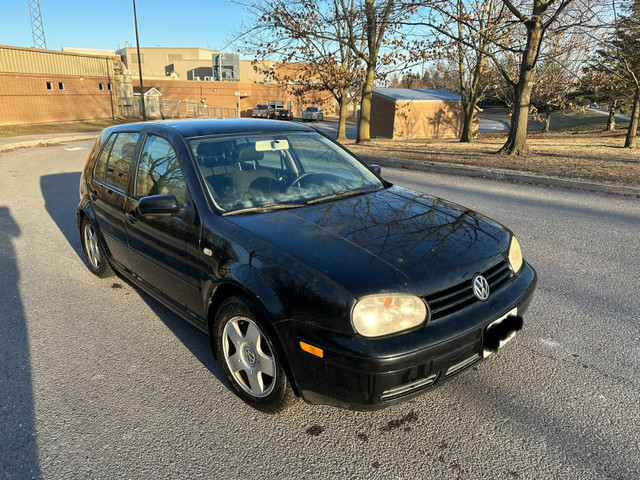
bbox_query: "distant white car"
[302,106,323,122]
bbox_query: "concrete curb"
[1,133,637,197]
[359,155,640,198]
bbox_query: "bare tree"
[409,0,605,154]
[530,29,592,132]
[593,0,640,147]
[431,0,508,142]
[252,0,365,140]
[337,0,408,144]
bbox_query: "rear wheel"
[80,217,113,277]
[214,296,293,413]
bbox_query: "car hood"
[226,187,510,297]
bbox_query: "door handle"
[126,211,137,224]
[90,191,98,201]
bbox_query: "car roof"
[106,118,315,138]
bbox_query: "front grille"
[425,260,513,321]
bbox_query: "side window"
[135,135,187,204]
[93,134,116,182]
[93,132,139,192]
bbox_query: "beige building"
[371,88,464,139]
[116,45,219,79]
[0,44,335,126]
[0,44,120,125]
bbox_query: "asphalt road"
[1,141,639,479]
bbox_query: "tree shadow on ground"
[39,172,229,391]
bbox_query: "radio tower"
[28,0,47,49]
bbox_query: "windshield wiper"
[306,188,380,205]
[222,203,304,216]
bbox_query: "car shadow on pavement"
[124,277,227,385]
[39,172,233,394]
[40,172,84,259]
[0,206,41,478]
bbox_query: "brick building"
[0,45,119,126]
[0,44,335,126]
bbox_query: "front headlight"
[508,235,523,273]
[352,294,427,338]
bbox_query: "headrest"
[121,142,137,159]
[197,141,228,158]
[234,143,264,163]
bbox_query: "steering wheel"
[289,172,322,188]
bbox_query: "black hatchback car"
[77,119,536,412]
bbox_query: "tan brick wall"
[0,72,117,125]
[392,101,463,139]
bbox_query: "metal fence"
[160,99,238,119]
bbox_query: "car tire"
[80,216,113,277]
[214,296,293,413]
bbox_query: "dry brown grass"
[0,119,134,138]
[342,130,640,187]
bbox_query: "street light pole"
[133,0,146,121]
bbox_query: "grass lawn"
[479,107,631,133]
[0,119,134,138]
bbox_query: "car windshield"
[188,132,383,214]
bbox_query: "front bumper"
[277,262,537,410]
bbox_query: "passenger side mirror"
[138,194,180,216]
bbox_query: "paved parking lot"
[1,141,639,479]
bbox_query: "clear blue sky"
[0,0,249,52]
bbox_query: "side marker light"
[299,341,324,358]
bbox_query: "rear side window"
[135,135,187,204]
[93,132,140,192]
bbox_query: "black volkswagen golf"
[77,119,536,412]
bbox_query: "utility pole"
[28,0,47,49]
[133,0,146,121]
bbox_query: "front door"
[125,133,204,318]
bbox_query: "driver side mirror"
[138,194,180,215]
[369,164,382,176]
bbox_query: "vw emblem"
[472,275,490,301]
[243,346,256,365]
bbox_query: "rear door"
[125,132,204,318]
[89,131,140,271]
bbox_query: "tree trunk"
[460,102,476,142]
[336,87,350,141]
[624,86,640,148]
[606,99,617,131]
[357,64,376,144]
[498,19,545,156]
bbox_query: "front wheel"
[214,296,293,413]
[80,217,113,277]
